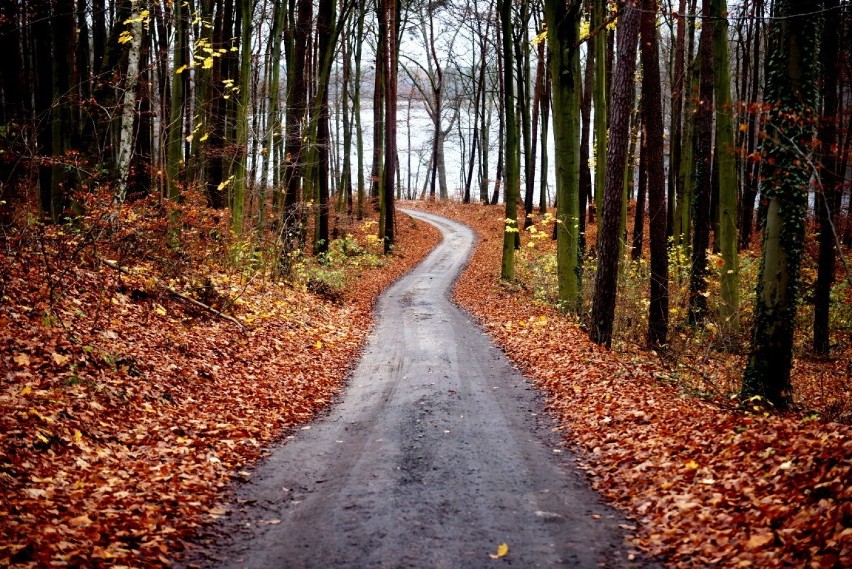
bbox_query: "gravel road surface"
[185,210,653,568]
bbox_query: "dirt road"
[186,210,651,568]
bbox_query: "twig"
[101,259,247,331]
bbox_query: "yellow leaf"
[199,132,209,142]
[684,459,699,470]
[154,303,167,316]
[35,431,50,444]
[175,64,188,75]
[73,429,83,442]
[203,57,214,69]
[313,340,323,349]
[52,352,70,366]
[118,30,133,44]
[489,543,509,559]
[20,386,32,396]
[14,353,31,366]
[531,30,548,46]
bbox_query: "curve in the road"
[185,210,654,569]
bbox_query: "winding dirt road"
[187,210,652,568]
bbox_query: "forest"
[1,0,850,566]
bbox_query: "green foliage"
[291,230,386,299]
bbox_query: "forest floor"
[407,200,850,568]
[1,197,850,568]
[0,197,439,567]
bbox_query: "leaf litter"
[0,208,439,567]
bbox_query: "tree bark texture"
[589,0,640,347]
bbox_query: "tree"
[543,0,582,311]
[639,0,668,347]
[231,0,254,234]
[379,0,398,252]
[591,0,608,219]
[813,0,842,354]
[741,0,820,409]
[499,0,521,281]
[115,1,145,203]
[589,0,641,347]
[712,0,740,335]
[166,0,188,203]
[687,0,714,325]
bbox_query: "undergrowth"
[513,209,852,423]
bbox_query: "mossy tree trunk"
[543,0,582,311]
[742,0,820,409]
[711,0,740,335]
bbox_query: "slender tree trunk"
[580,32,594,230]
[631,125,647,261]
[592,0,607,219]
[688,4,714,325]
[539,58,551,214]
[710,0,741,335]
[166,0,187,202]
[589,0,641,347]
[379,0,397,251]
[739,0,763,249]
[371,27,385,208]
[284,0,312,227]
[353,0,366,219]
[265,0,285,218]
[116,1,144,203]
[499,0,520,280]
[231,0,253,233]
[814,0,841,354]
[668,0,686,239]
[526,30,545,219]
[640,0,669,347]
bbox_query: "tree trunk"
[379,0,397,251]
[668,0,686,238]
[687,3,714,325]
[498,0,520,280]
[631,125,646,261]
[640,0,669,348]
[579,31,594,231]
[544,0,583,310]
[353,0,366,219]
[231,0,253,233]
[589,0,640,347]
[539,57,551,214]
[166,0,187,202]
[813,0,841,354]
[116,1,144,203]
[742,0,820,409]
[592,0,607,219]
[711,0,740,335]
[739,0,763,249]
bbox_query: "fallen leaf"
[52,352,70,366]
[488,543,509,559]
[746,533,774,549]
